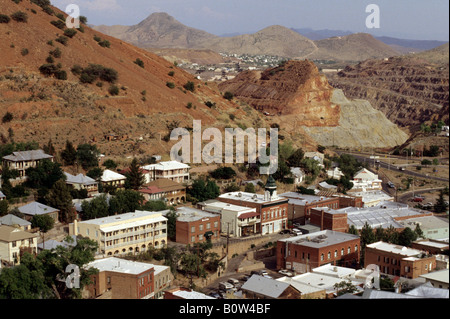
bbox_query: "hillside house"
[350,168,382,191]
[64,172,99,197]
[0,225,38,265]
[0,214,32,231]
[141,161,190,184]
[2,149,53,178]
[17,201,59,224]
[139,178,186,205]
[101,170,126,190]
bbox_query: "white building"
[0,225,38,265]
[200,200,260,237]
[351,168,382,191]
[141,161,190,184]
[290,167,305,185]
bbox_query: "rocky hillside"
[219,60,408,149]
[328,46,449,132]
[0,0,268,158]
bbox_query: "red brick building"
[364,241,437,279]
[276,230,360,273]
[310,207,348,232]
[84,257,155,299]
[174,207,221,245]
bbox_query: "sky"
[52,0,449,41]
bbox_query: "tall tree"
[60,140,77,166]
[45,179,75,223]
[126,158,145,190]
[25,159,64,189]
[31,214,55,250]
[76,144,100,170]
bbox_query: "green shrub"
[108,85,119,96]
[166,82,175,89]
[38,63,66,81]
[168,71,175,76]
[223,91,234,100]
[54,70,67,80]
[55,13,65,21]
[80,72,95,84]
[21,48,29,56]
[78,64,118,84]
[46,56,54,63]
[183,81,195,92]
[11,11,28,22]
[93,35,101,42]
[50,20,65,29]
[31,0,51,7]
[2,112,13,123]
[50,47,62,58]
[0,14,11,23]
[41,6,54,15]
[134,58,144,68]
[64,28,77,38]
[70,64,83,75]
[98,40,110,48]
[55,36,68,46]
[79,16,87,24]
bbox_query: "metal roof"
[2,149,53,162]
[242,275,290,298]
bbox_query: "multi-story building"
[218,175,289,235]
[141,161,190,184]
[0,225,38,265]
[174,207,221,245]
[64,172,99,197]
[69,210,168,256]
[309,207,349,232]
[84,257,156,299]
[276,230,361,273]
[199,200,260,237]
[2,149,53,178]
[350,168,382,191]
[364,241,437,279]
[139,178,186,205]
[100,170,126,190]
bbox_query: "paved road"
[336,151,449,183]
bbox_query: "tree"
[87,167,103,181]
[45,179,74,223]
[0,200,9,217]
[348,225,358,235]
[31,214,55,250]
[103,159,117,170]
[125,158,145,190]
[183,81,195,92]
[398,227,418,247]
[187,179,220,203]
[244,183,256,193]
[60,140,77,166]
[25,159,64,189]
[223,91,234,101]
[334,280,358,296]
[76,144,100,170]
[287,148,304,167]
[434,189,448,213]
[82,194,109,219]
[209,167,236,180]
[141,200,168,212]
[360,222,376,252]
[165,208,177,241]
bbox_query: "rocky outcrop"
[219,60,409,149]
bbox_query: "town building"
[348,190,394,207]
[2,149,53,178]
[290,167,305,185]
[218,176,289,235]
[37,235,77,252]
[0,214,32,231]
[141,161,190,184]
[64,172,99,197]
[69,210,168,256]
[276,230,361,273]
[397,216,449,241]
[84,257,156,299]
[100,169,126,190]
[278,192,341,225]
[241,274,302,299]
[199,200,259,237]
[419,269,449,289]
[139,178,186,205]
[364,241,437,279]
[350,168,382,191]
[17,201,59,224]
[309,207,348,232]
[164,287,215,299]
[411,239,449,255]
[0,225,38,265]
[173,207,220,244]
[304,152,324,164]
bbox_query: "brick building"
[276,230,360,273]
[364,241,437,279]
[174,207,221,245]
[310,207,348,232]
[218,175,289,235]
[84,257,156,299]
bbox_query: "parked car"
[387,181,395,188]
[228,278,239,286]
[279,229,290,234]
[290,228,303,236]
[263,274,273,279]
[209,292,222,299]
[413,197,424,202]
[278,269,293,277]
[240,274,250,282]
[258,270,269,276]
[219,282,234,291]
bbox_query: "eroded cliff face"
[219,60,340,127]
[328,56,449,132]
[219,60,409,149]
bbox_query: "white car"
[278,269,293,277]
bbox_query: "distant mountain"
[291,28,353,40]
[195,25,318,58]
[309,33,401,62]
[93,12,217,49]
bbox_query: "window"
[191,226,195,233]
[191,236,195,243]
[214,221,218,228]
[321,254,324,261]
[206,223,211,229]
[334,250,338,258]
[405,266,410,273]
[341,248,344,256]
[348,247,351,254]
[327,252,331,259]
[355,245,358,252]
[199,224,204,231]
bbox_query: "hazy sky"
[52,0,449,41]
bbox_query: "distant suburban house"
[327,167,344,180]
[2,149,53,178]
[17,201,59,224]
[64,172,99,197]
[0,214,32,231]
[304,152,324,164]
[100,170,126,189]
[350,168,382,191]
[0,225,38,265]
[139,179,186,205]
[141,161,190,184]
[290,167,305,185]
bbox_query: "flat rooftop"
[366,241,426,257]
[176,207,219,222]
[86,257,154,275]
[278,230,360,248]
[279,192,333,206]
[219,191,287,204]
